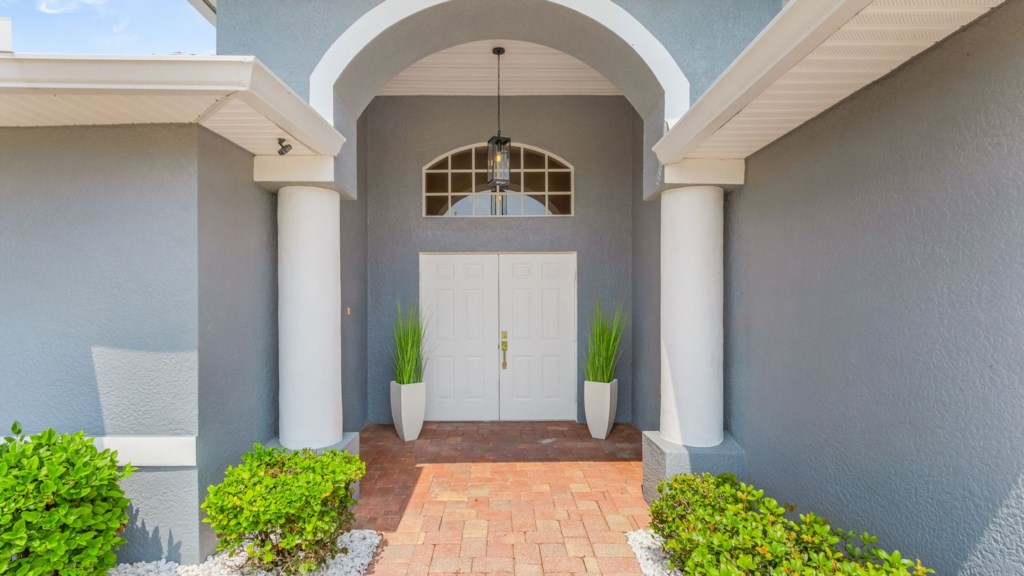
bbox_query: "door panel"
[498,253,577,420]
[420,254,500,420]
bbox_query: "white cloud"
[36,0,107,15]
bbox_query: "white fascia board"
[0,55,343,156]
[91,436,197,468]
[0,54,255,93]
[187,0,217,26]
[245,62,345,156]
[254,155,340,189]
[664,159,745,188]
[653,0,874,165]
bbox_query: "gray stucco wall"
[727,2,1024,573]
[0,124,203,563]
[216,0,778,105]
[340,112,370,433]
[196,128,279,557]
[363,96,635,424]
[630,113,661,432]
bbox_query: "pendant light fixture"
[487,46,511,188]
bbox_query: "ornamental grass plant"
[650,473,932,576]
[584,300,626,383]
[392,301,425,385]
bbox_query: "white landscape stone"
[627,529,681,576]
[108,530,381,576]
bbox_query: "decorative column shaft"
[660,185,724,447]
[277,185,343,449]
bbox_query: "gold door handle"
[500,331,508,369]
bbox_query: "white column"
[660,185,724,447]
[278,185,343,449]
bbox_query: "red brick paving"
[356,422,648,576]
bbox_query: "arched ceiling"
[377,40,620,98]
[313,0,689,124]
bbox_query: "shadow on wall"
[121,504,182,564]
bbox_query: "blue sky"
[0,0,214,55]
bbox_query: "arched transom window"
[423,143,573,217]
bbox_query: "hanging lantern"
[487,134,511,187]
[487,47,511,188]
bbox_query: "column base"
[267,432,361,499]
[642,431,746,503]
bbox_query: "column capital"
[663,159,743,189]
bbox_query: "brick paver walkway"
[356,422,648,576]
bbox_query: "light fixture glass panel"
[487,135,511,186]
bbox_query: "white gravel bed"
[108,530,381,576]
[627,529,681,576]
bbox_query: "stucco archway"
[308,0,690,127]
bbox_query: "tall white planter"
[390,381,425,442]
[584,379,618,439]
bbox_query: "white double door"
[420,253,577,421]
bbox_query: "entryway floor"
[355,421,647,576]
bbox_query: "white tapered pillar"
[659,185,724,447]
[277,185,343,449]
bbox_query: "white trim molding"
[654,0,1005,165]
[308,0,689,125]
[664,159,745,188]
[91,436,197,468]
[254,155,339,192]
[0,54,344,157]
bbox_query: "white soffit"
[378,40,621,97]
[0,54,343,157]
[655,0,1005,165]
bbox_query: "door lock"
[500,331,508,369]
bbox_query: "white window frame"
[422,142,574,218]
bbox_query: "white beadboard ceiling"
[658,0,1006,164]
[377,40,621,97]
[0,55,342,157]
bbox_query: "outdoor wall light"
[487,47,511,188]
[277,138,293,156]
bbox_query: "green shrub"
[0,422,135,576]
[650,473,932,576]
[584,300,626,383]
[201,443,366,575]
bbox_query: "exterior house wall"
[0,125,281,565]
[196,128,279,556]
[0,124,202,563]
[363,96,636,424]
[726,2,1024,573]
